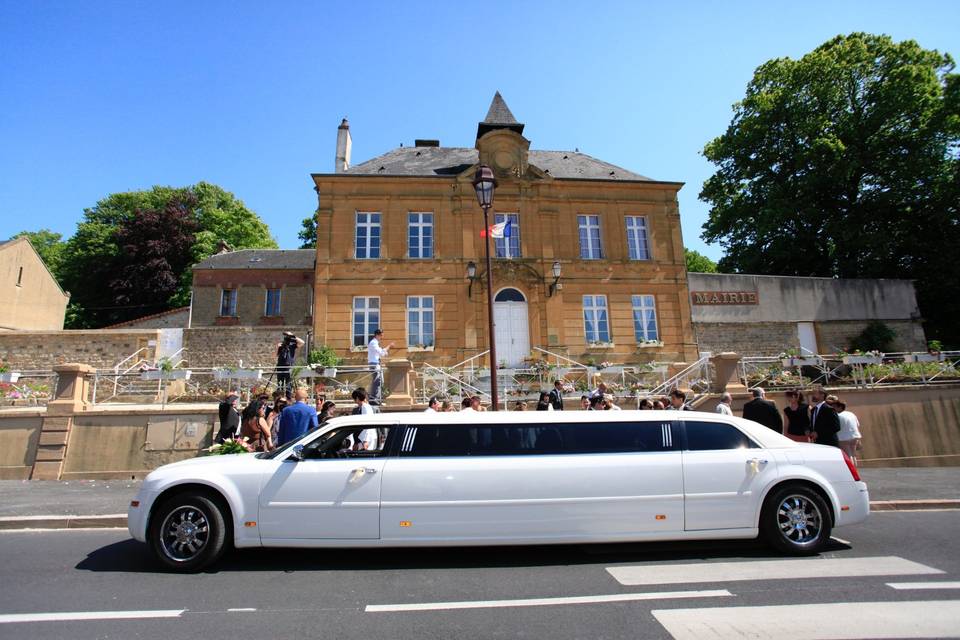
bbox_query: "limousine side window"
[399,422,676,457]
[301,427,393,459]
[683,420,758,451]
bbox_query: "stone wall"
[694,320,927,357]
[0,410,43,479]
[815,320,926,354]
[694,322,798,356]
[182,325,311,368]
[0,329,160,370]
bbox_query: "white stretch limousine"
[128,410,869,571]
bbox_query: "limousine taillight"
[842,450,861,481]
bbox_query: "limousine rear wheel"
[760,485,832,555]
[150,494,226,572]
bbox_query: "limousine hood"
[145,451,256,478]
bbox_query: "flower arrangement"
[207,438,254,455]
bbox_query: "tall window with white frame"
[632,295,659,343]
[355,212,381,259]
[625,216,651,260]
[220,289,237,317]
[407,296,435,348]
[578,215,603,259]
[264,288,282,317]
[494,213,521,258]
[352,297,380,347]
[408,212,433,259]
[583,295,610,344]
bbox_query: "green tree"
[60,183,277,327]
[298,214,317,249]
[14,229,66,277]
[684,248,718,273]
[700,33,960,344]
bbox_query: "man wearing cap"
[216,390,241,443]
[367,329,394,405]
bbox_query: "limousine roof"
[323,410,795,449]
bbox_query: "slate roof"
[477,91,525,138]
[194,249,315,270]
[339,147,654,182]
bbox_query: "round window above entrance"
[495,288,526,302]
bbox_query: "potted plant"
[0,361,20,384]
[841,350,882,365]
[638,339,664,349]
[213,366,263,381]
[308,345,343,377]
[141,358,192,380]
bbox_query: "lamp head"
[472,165,497,209]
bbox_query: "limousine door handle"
[353,467,377,475]
[747,458,769,473]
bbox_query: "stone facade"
[694,322,799,357]
[310,95,700,367]
[0,329,160,370]
[182,325,311,368]
[0,237,69,331]
[815,320,927,354]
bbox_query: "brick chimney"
[335,118,351,173]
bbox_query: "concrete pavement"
[0,511,958,639]
[0,466,957,530]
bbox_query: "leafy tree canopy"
[298,214,317,249]
[700,32,960,344]
[685,248,719,273]
[14,229,66,277]
[51,182,277,327]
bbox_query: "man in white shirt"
[350,388,379,450]
[425,396,440,412]
[716,392,733,415]
[833,400,862,465]
[367,329,394,405]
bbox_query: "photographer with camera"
[275,331,304,399]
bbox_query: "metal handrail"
[649,356,712,397]
[418,363,490,403]
[532,346,590,370]
[113,347,149,375]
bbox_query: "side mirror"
[290,445,305,461]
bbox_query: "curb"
[0,514,127,531]
[1,500,958,531]
[869,499,960,512]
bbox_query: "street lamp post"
[472,165,499,411]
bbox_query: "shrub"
[308,345,343,368]
[850,321,897,353]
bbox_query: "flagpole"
[482,204,499,411]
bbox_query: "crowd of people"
[716,385,863,464]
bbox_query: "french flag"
[480,220,511,238]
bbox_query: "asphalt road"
[1,512,959,639]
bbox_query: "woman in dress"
[239,400,273,452]
[782,389,811,442]
[536,392,552,411]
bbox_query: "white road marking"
[0,609,186,624]
[830,536,851,544]
[887,581,960,590]
[366,589,733,613]
[227,608,257,612]
[607,555,942,586]
[0,528,128,534]
[652,600,960,639]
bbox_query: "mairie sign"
[691,291,759,305]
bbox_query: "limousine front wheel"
[760,485,832,555]
[150,494,227,572]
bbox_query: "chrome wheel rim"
[160,506,210,562]
[776,494,822,545]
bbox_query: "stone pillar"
[31,363,94,480]
[710,352,746,394]
[383,359,414,409]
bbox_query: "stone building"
[0,237,69,331]
[689,273,926,356]
[309,93,700,366]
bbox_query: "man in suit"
[809,386,841,447]
[742,388,782,432]
[216,391,240,443]
[548,380,564,411]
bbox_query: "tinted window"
[684,421,757,451]
[400,422,675,457]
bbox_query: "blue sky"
[1,1,957,259]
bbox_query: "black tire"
[149,494,227,572]
[760,485,832,555]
